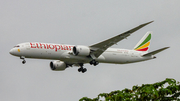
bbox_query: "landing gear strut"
[90,60,99,66]
[20,56,26,64]
[78,64,87,73]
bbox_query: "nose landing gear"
[22,60,26,64]
[20,56,26,64]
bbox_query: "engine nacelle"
[72,45,91,56]
[50,60,66,71]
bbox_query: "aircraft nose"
[9,49,14,55]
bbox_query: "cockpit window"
[14,45,20,48]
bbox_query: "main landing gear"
[20,56,26,64]
[77,60,99,73]
[78,64,87,73]
[90,60,99,66]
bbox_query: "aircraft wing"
[89,21,153,58]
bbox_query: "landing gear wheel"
[22,60,26,64]
[90,60,94,65]
[82,68,87,73]
[90,60,99,66]
[78,67,83,72]
[94,61,99,66]
[90,62,92,65]
[77,63,87,73]
[20,56,26,64]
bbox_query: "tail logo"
[134,34,151,51]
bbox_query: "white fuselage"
[9,42,154,64]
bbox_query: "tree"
[79,78,180,101]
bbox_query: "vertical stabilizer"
[134,32,152,52]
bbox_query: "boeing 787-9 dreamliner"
[9,21,169,73]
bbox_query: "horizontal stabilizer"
[143,47,170,56]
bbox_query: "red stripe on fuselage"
[136,47,148,51]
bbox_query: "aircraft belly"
[59,52,91,63]
[98,52,152,64]
[98,52,128,64]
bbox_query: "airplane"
[9,21,169,73]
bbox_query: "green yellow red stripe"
[135,34,151,50]
[134,33,151,51]
[136,47,149,51]
[135,41,150,50]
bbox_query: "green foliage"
[79,78,180,101]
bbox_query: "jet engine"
[50,60,67,71]
[72,45,91,56]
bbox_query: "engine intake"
[73,45,90,56]
[50,60,66,71]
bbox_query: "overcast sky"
[1,0,180,101]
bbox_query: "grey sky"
[1,0,180,101]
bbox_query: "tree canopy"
[79,78,180,101]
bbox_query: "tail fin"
[134,32,152,52]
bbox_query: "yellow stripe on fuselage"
[135,41,150,50]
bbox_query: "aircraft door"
[26,43,31,50]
